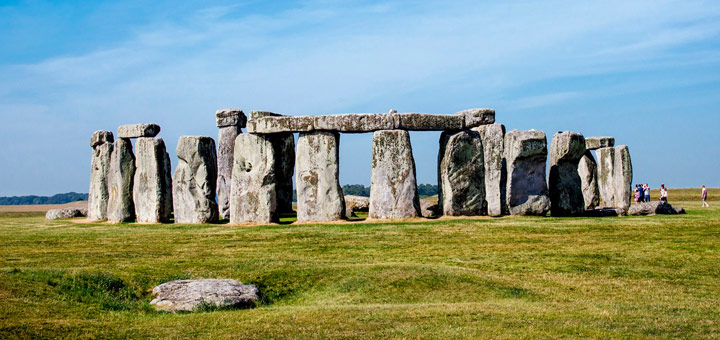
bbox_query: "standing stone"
[173,136,219,224]
[216,109,246,220]
[504,130,551,216]
[438,130,485,216]
[595,147,616,207]
[578,151,600,210]
[369,130,421,219]
[230,134,278,224]
[88,131,114,221]
[296,132,345,222]
[549,131,586,217]
[474,123,506,216]
[107,138,136,223]
[272,133,295,213]
[133,137,173,223]
[614,145,633,211]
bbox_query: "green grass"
[1,196,719,339]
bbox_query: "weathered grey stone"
[215,109,247,128]
[614,145,633,211]
[438,130,485,216]
[628,201,682,216]
[456,108,495,128]
[246,116,314,133]
[369,130,421,219]
[396,113,464,131]
[344,195,370,217]
[314,114,394,132]
[107,138,136,223]
[88,140,113,221]
[420,198,439,218]
[504,130,551,216]
[595,147,616,207]
[117,124,161,138]
[230,134,278,223]
[150,279,259,312]
[133,137,173,223]
[173,136,219,224]
[46,207,87,220]
[90,130,114,147]
[578,151,600,210]
[585,136,615,150]
[217,125,241,220]
[296,131,345,222]
[272,133,295,213]
[582,207,626,217]
[549,131,586,217]
[474,123,506,216]
[249,110,283,119]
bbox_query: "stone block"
[456,108,495,128]
[396,113,464,131]
[438,130,485,216]
[88,142,113,220]
[504,129,550,216]
[91,130,114,147]
[230,134,278,223]
[314,114,394,132]
[585,136,615,150]
[107,138,136,223]
[133,137,173,223]
[173,136,219,224]
[246,116,314,133]
[216,109,247,128]
[549,131,586,216]
[217,125,241,220]
[474,123,506,216]
[296,131,345,222]
[369,130,421,219]
[118,124,161,138]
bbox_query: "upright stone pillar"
[273,133,295,213]
[296,131,345,222]
[438,130,485,216]
[549,131,586,217]
[578,151,600,210]
[88,130,114,221]
[230,134,278,224]
[216,109,247,220]
[133,137,173,223]
[504,130,551,216]
[474,123,506,216]
[173,136,219,224]
[596,147,616,206]
[614,145,633,211]
[107,138,136,223]
[369,130,421,219]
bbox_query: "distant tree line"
[0,192,88,205]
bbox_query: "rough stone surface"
[456,108,495,128]
[173,136,219,224]
[314,114,394,132]
[420,198,439,218]
[549,131,586,217]
[369,130,421,219]
[91,130,114,147]
[474,124,506,216]
[595,147,616,207]
[614,145,633,211]
[438,130,485,216]
[578,151,600,210]
[133,137,173,223]
[249,111,283,119]
[396,113,464,131]
[107,138,136,223]
[296,132,345,222]
[585,137,615,150]
[582,207,626,217]
[628,201,684,216]
[272,133,296,213]
[46,208,87,220]
[217,125,241,220]
[215,109,247,128]
[230,134,278,223]
[117,124,161,138]
[504,130,551,216]
[88,141,113,220]
[246,116,314,133]
[150,279,259,312]
[344,195,370,217]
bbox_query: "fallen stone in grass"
[582,207,626,217]
[46,208,87,220]
[344,195,369,218]
[150,279,260,312]
[628,201,686,216]
[420,198,439,218]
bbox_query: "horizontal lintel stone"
[216,109,247,128]
[396,113,464,131]
[91,130,114,147]
[585,136,615,150]
[246,115,314,133]
[313,114,394,132]
[118,124,161,138]
[455,108,495,128]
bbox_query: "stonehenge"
[87,108,636,224]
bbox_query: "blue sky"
[1,0,719,196]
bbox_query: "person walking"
[659,184,668,202]
[702,185,709,208]
[644,184,650,202]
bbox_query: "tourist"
[659,184,668,202]
[644,184,650,202]
[702,185,709,208]
[634,185,641,204]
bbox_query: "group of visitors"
[633,183,710,207]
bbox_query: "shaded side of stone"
[91,130,114,147]
[474,123,506,216]
[614,145,633,211]
[578,151,600,210]
[133,137,173,223]
[229,134,278,223]
[88,141,113,220]
[296,131,345,222]
[217,125,241,220]
[107,138,136,223]
[438,130,485,216]
[504,130,550,216]
[369,130,421,219]
[549,131,586,217]
[272,133,295,213]
[216,109,247,128]
[595,147,616,207]
[173,136,219,224]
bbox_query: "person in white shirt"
[701,185,709,208]
[659,184,668,202]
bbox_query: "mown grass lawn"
[1,194,719,339]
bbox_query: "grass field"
[1,189,719,339]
